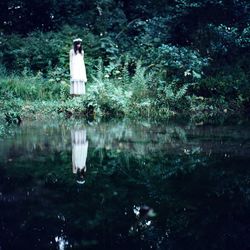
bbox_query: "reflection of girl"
[69,38,87,95]
[71,129,88,184]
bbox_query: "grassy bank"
[0,69,246,125]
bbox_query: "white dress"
[71,129,88,174]
[69,49,87,95]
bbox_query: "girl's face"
[76,43,81,48]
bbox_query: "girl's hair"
[73,41,82,54]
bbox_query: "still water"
[0,119,249,250]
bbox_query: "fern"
[96,58,104,81]
[132,60,147,86]
[164,84,175,100]
[121,55,130,85]
[175,84,189,100]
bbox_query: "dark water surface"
[0,119,249,250]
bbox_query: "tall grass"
[0,69,69,101]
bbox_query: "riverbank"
[0,71,248,124]
[0,95,247,126]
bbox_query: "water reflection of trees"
[87,121,250,159]
[1,120,250,161]
[0,120,250,249]
[88,122,188,157]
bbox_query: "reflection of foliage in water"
[0,120,250,249]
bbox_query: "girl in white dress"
[69,38,87,95]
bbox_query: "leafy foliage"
[0,0,249,120]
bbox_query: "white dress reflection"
[71,129,88,184]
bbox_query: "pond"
[0,119,250,250]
